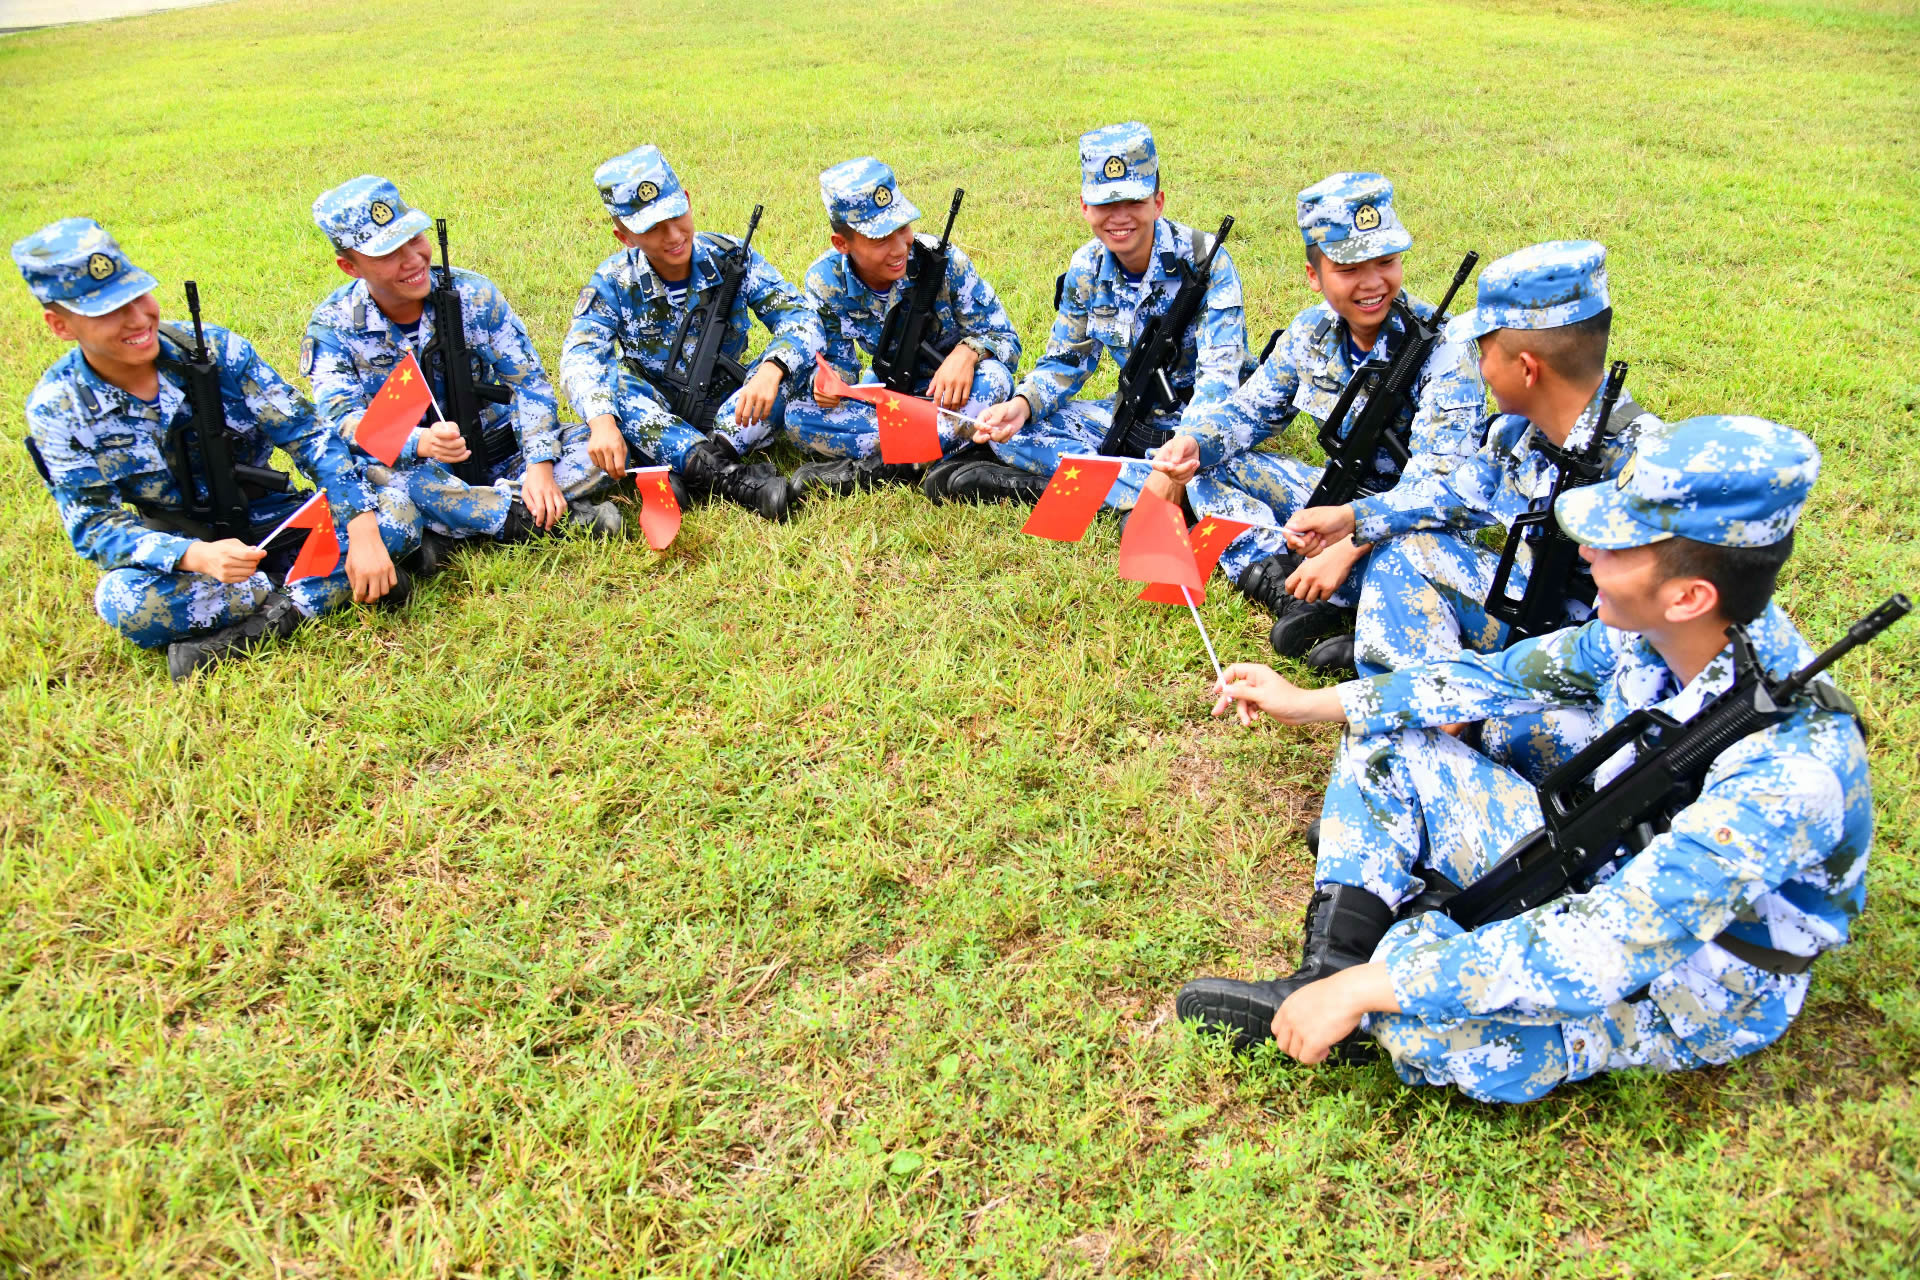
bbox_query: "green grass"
[3,0,1918,1273]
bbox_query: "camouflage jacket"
[804,237,1020,382]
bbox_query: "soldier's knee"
[94,569,184,649]
[372,487,425,558]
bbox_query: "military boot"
[498,499,562,544]
[682,437,794,522]
[1175,883,1396,1052]
[1235,554,1301,618]
[566,498,625,538]
[407,528,459,578]
[376,564,415,612]
[1270,602,1356,659]
[165,591,304,682]
[921,443,997,503]
[1304,632,1357,675]
[792,454,922,500]
[940,459,1048,506]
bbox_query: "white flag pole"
[1180,584,1225,686]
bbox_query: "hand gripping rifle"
[1300,251,1479,510]
[423,219,515,487]
[873,188,964,393]
[1483,359,1629,639]
[653,205,763,431]
[1098,215,1234,458]
[1444,593,1910,934]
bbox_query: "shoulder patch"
[299,335,316,377]
[574,287,597,318]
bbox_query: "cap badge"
[637,180,660,203]
[1353,203,1381,231]
[873,185,893,208]
[1617,453,1638,490]
[369,200,395,227]
[86,252,116,281]
[1102,155,1126,181]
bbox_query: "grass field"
[3,0,1919,1274]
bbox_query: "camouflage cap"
[820,156,920,239]
[1445,240,1609,344]
[11,217,158,316]
[1297,172,1413,265]
[1079,122,1157,205]
[312,175,433,257]
[1557,415,1818,550]
[595,145,690,234]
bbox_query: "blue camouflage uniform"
[1315,416,1866,1104]
[307,176,599,540]
[1178,173,1486,595]
[13,219,419,650]
[559,145,822,471]
[1348,241,1658,776]
[786,157,1020,459]
[995,123,1250,512]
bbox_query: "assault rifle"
[1444,593,1909,933]
[873,188,963,393]
[1483,359,1629,639]
[1097,215,1234,458]
[423,218,515,487]
[1300,251,1479,510]
[651,204,764,431]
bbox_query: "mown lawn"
[2,0,1917,1274]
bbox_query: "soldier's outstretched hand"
[972,395,1031,444]
[180,538,267,584]
[1212,662,1350,727]
[1150,434,1201,485]
[1282,503,1358,558]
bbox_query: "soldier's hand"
[733,362,784,429]
[1212,662,1350,727]
[520,462,567,530]
[587,415,628,481]
[181,538,267,584]
[813,387,844,412]
[1282,504,1358,558]
[343,511,397,604]
[1284,537,1362,603]
[417,421,472,464]
[927,344,979,410]
[973,395,1030,444]
[1150,434,1202,485]
[1272,963,1399,1065]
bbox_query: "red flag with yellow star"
[630,465,681,551]
[1022,454,1125,542]
[353,351,433,465]
[1117,490,1203,592]
[255,491,340,583]
[1139,515,1251,604]
[813,354,943,464]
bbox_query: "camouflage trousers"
[93,481,423,650]
[605,366,790,472]
[782,358,1013,460]
[491,421,613,501]
[1199,452,1372,608]
[1356,530,1595,780]
[1320,724,1701,1103]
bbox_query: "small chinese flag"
[1117,489,1202,592]
[1140,516,1252,604]
[258,491,340,583]
[1022,454,1125,542]
[631,465,681,551]
[354,351,433,465]
[814,355,942,465]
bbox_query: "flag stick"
[1180,584,1225,685]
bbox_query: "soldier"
[1284,240,1660,778]
[561,144,822,522]
[1152,174,1486,671]
[785,157,1021,498]
[305,176,620,559]
[14,219,419,680]
[947,122,1248,507]
[1178,416,1869,1104]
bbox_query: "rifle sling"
[1709,931,1817,976]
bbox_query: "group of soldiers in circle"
[14,121,1887,1103]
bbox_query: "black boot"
[407,529,459,578]
[1176,884,1396,1052]
[1304,632,1357,675]
[498,499,562,544]
[792,454,923,500]
[165,591,303,682]
[1304,816,1321,857]
[939,459,1048,506]
[375,565,414,612]
[921,443,997,503]
[1235,554,1301,618]
[682,438,794,522]
[1270,601,1355,659]
[566,498,624,538]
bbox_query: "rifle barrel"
[937,188,964,250]
[183,281,208,359]
[1434,251,1479,318]
[436,218,451,272]
[1775,593,1911,702]
[741,205,764,252]
[1204,216,1234,268]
